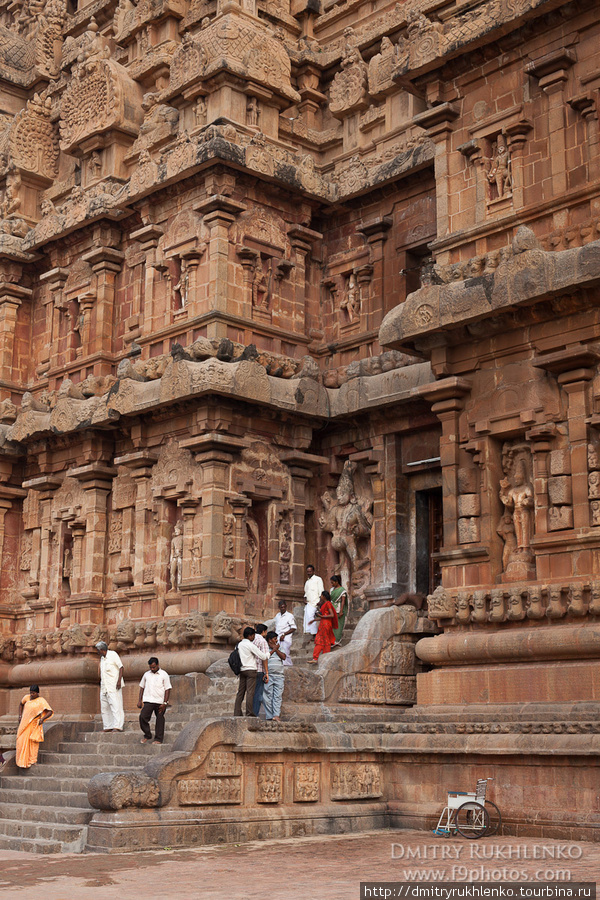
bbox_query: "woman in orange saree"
[16,685,53,769]
[308,591,339,663]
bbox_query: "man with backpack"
[232,626,269,717]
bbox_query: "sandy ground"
[0,829,598,899]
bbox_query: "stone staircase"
[0,612,362,853]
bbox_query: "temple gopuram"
[0,0,599,853]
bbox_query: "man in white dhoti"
[274,599,297,666]
[95,641,125,732]
[303,564,324,638]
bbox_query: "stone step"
[0,817,88,845]
[18,763,141,779]
[40,751,155,767]
[0,801,92,825]
[0,787,91,808]
[1,774,91,793]
[0,834,66,854]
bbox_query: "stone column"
[193,195,246,340]
[70,519,87,596]
[0,281,29,384]
[114,451,158,593]
[82,240,124,360]
[68,463,116,614]
[570,94,600,186]
[20,476,61,611]
[505,122,532,210]
[526,51,575,198]
[38,267,68,376]
[413,103,459,241]
[288,225,323,333]
[356,217,392,318]
[419,378,471,551]
[525,425,556,537]
[180,499,200,583]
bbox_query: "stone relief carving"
[178,776,242,805]
[278,512,292,584]
[330,33,369,118]
[256,764,282,803]
[499,443,534,580]
[485,133,512,202]
[169,521,183,589]
[245,518,259,592]
[319,460,373,596]
[331,763,382,800]
[294,764,320,802]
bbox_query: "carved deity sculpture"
[319,460,373,594]
[340,273,360,323]
[173,258,189,309]
[170,521,183,589]
[499,447,534,579]
[487,133,512,200]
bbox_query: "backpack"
[228,644,242,676]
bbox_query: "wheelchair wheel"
[485,800,502,836]
[455,801,490,839]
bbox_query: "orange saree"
[16,695,53,768]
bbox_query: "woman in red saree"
[16,685,53,769]
[308,591,339,663]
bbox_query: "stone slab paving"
[0,829,598,900]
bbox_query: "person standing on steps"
[274,599,296,666]
[252,624,269,717]
[308,591,338,664]
[302,564,324,640]
[330,574,348,646]
[233,626,269,717]
[138,657,172,745]
[95,641,125,733]
[263,632,286,720]
[16,685,53,769]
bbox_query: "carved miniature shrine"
[1,0,600,851]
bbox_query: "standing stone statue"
[487,133,512,200]
[170,521,183,589]
[498,451,535,579]
[319,460,372,594]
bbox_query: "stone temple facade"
[1,0,600,850]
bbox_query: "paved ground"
[0,830,597,899]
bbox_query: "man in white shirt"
[233,626,269,717]
[137,657,172,744]
[95,641,125,732]
[274,599,296,666]
[303,564,324,638]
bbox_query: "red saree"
[313,601,339,661]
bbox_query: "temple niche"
[498,443,535,581]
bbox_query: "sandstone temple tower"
[1,0,600,845]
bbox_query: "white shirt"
[275,610,297,639]
[100,650,124,692]
[304,574,324,608]
[238,637,269,671]
[139,669,172,704]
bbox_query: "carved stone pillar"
[505,121,532,210]
[194,195,246,340]
[82,240,124,360]
[129,224,164,345]
[68,463,116,617]
[526,50,576,198]
[180,499,200,585]
[419,378,471,551]
[570,94,600,185]
[525,425,555,538]
[280,450,329,605]
[288,224,322,334]
[533,346,600,530]
[413,103,459,241]
[0,281,30,384]
[114,451,158,600]
[21,475,61,611]
[70,519,87,597]
[356,217,391,317]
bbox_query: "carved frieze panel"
[256,764,282,803]
[339,673,386,704]
[151,438,196,498]
[178,776,242,805]
[294,764,320,802]
[331,763,382,800]
[9,94,59,181]
[207,749,240,777]
[330,47,369,119]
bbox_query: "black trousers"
[233,670,257,717]
[139,702,165,742]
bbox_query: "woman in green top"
[330,575,348,645]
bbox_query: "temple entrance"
[415,487,443,596]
